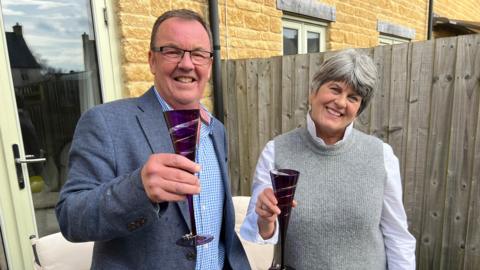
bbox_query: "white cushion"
[31,233,93,270]
[31,197,272,270]
[233,196,274,270]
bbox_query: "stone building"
[114,0,479,110]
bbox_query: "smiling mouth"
[326,107,343,117]
[175,76,196,83]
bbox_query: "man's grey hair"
[311,49,377,115]
[150,9,212,50]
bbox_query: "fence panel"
[403,39,435,256]
[270,56,283,139]
[246,59,260,190]
[443,34,480,270]
[292,54,310,129]
[389,43,410,181]
[281,55,296,133]
[235,60,250,195]
[418,36,457,270]
[370,45,392,141]
[463,34,480,270]
[257,59,272,150]
[222,60,240,194]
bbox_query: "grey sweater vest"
[274,128,387,270]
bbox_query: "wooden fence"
[221,34,480,270]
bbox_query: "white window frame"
[91,0,124,102]
[379,34,410,45]
[282,15,327,55]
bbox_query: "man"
[56,9,250,270]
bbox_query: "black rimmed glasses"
[151,46,213,66]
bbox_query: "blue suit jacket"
[56,88,250,269]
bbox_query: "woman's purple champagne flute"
[269,169,299,270]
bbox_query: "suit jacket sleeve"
[55,107,160,242]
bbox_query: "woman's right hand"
[256,188,298,239]
[255,188,281,239]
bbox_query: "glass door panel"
[2,0,102,237]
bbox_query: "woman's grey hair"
[311,49,377,115]
[150,9,212,50]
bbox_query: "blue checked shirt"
[154,89,225,270]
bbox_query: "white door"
[0,0,121,268]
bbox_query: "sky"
[2,0,96,72]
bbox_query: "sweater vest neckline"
[301,127,357,156]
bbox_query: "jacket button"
[185,252,196,261]
[127,222,136,231]
[135,218,146,227]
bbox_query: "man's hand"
[141,153,201,203]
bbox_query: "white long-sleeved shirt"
[240,114,416,270]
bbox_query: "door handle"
[11,144,46,189]
[15,157,46,164]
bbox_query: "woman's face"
[309,81,362,144]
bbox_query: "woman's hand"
[256,188,297,239]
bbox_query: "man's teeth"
[327,108,341,116]
[176,77,194,83]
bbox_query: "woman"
[240,49,416,269]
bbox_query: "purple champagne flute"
[163,109,213,247]
[269,169,299,270]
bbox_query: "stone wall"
[435,0,479,21]
[327,0,426,49]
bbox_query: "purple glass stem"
[270,169,299,270]
[186,195,196,235]
[163,109,200,236]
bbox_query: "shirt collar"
[306,112,353,146]
[153,86,212,126]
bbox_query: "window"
[379,35,410,45]
[377,20,414,46]
[282,17,326,55]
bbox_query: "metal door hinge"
[103,7,108,26]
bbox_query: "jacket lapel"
[135,87,172,154]
[176,200,191,231]
[135,87,191,230]
[210,121,235,246]
[210,120,231,195]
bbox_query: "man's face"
[148,17,212,109]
